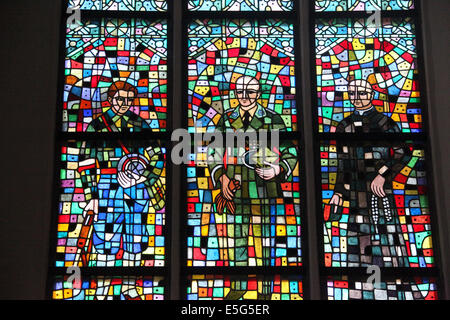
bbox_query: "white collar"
[354,106,374,116]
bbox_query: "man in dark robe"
[329,79,412,267]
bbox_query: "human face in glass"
[348,80,374,110]
[235,76,261,110]
[110,90,136,115]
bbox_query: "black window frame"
[45,0,446,301]
[46,0,174,300]
[310,0,445,299]
[180,0,309,300]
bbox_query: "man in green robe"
[207,75,298,299]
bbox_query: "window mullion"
[169,0,184,300]
[298,0,321,300]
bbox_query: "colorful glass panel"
[315,17,422,133]
[68,0,167,11]
[64,18,167,132]
[53,276,165,300]
[187,140,302,267]
[326,276,437,300]
[187,275,303,300]
[188,0,294,11]
[315,0,414,12]
[320,140,434,268]
[188,19,297,133]
[55,140,166,267]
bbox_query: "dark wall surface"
[0,0,448,299]
[0,0,60,299]
[421,0,450,298]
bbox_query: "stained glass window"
[320,140,434,268]
[56,140,166,268]
[188,0,294,11]
[187,141,302,267]
[187,275,303,300]
[50,2,169,300]
[315,17,422,133]
[326,276,437,300]
[188,19,297,133]
[184,1,304,301]
[315,0,415,12]
[49,1,443,302]
[53,276,165,300]
[64,18,168,132]
[68,0,168,11]
[313,1,440,300]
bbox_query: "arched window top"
[68,0,168,12]
[315,0,415,12]
[188,0,294,12]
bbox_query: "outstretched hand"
[217,175,241,214]
[256,161,281,180]
[220,174,235,200]
[118,170,146,189]
[329,193,343,213]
